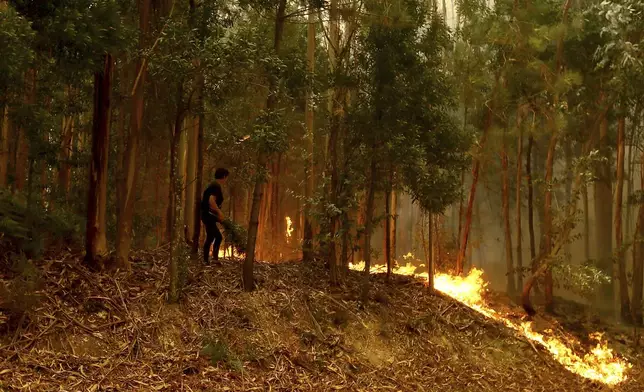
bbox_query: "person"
[201,168,229,265]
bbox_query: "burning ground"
[1,252,643,391]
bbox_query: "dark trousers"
[202,215,222,264]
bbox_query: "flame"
[285,216,293,239]
[212,246,242,260]
[348,255,631,386]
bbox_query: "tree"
[85,55,113,269]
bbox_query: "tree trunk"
[391,189,397,263]
[583,184,590,260]
[243,0,287,291]
[615,115,631,322]
[168,116,183,303]
[527,135,536,264]
[502,128,515,296]
[0,105,9,187]
[516,121,524,291]
[633,153,644,325]
[57,113,74,198]
[385,173,392,279]
[325,0,341,285]
[361,153,378,301]
[185,115,198,242]
[457,168,465,249]
[542,128,557,313]
[594,114,614,312]
[116,0,151,268]
[192,109,204,256]
[303,5,316,263]
[427,213,434,293]
[84,54,113,269]
[456,91,495,274]
[564,139,573,256]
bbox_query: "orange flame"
[285,216,293,239]
[348,255,631,386]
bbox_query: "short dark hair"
[215,168,229,179]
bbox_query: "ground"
[1,251,642,391]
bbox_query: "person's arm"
[209,195,225,220]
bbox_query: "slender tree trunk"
[427,213,434,293]
[15,71,35,192]
[594,113,614,311]
[116,0,151,267]
[633,153,644,325]
[192,108,204,255]
[169,115,183,303]
[58,114,74,197]
[527,135,536,264]
[325,0,341,285]
[84,55,113,269]
[185,115,198,242]
[0,105,9,187]
[391,189,397,263]
[615,115,631,322]
[385,172,392,279]
[303,5,316,262]
[502,127,515,295]
[361,153,378,301]
[243,0,287,291]
[457,168,465,248]
[516,120,524,291]
[542,129,557,313]
[564,139,573,257]
[456,87,495,274]
[583,183,590,260]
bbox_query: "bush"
[0,190,82,259]
[221,218,248,255]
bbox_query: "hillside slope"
[1,252,642,391]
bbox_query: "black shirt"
[201,182,224,220]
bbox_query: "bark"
[527,135,536,263]
[191,109,204,255]
[501,128,515,295]
[303,5,316,263]
[116,0,151,268]
[583,184,590,261]
[457,168,465,249]
[325,0,341,285]
[516,120,524,291]
[243,0,287,291]
[168,114,184,303]
[615,115,631,322]
[385,173,392,279]
[0,105,9,187]
[57,113,74,197]
[594,114,614,310]
[360,153,378,302]
[633,154,644,325]
[456,86,495,274]
[15,71,35,192]
[391,189,397,262]
[84,55,113,269]
[427,213,435,293]
[564,139,573,256]
[185,115,198,242]
[177,120,188,226]
[542,128,557,312]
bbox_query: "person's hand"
[219,212,226,221]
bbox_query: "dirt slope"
[1,252,642,391]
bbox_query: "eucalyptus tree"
[347,0,468,295]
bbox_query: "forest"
[1,0,644,390]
